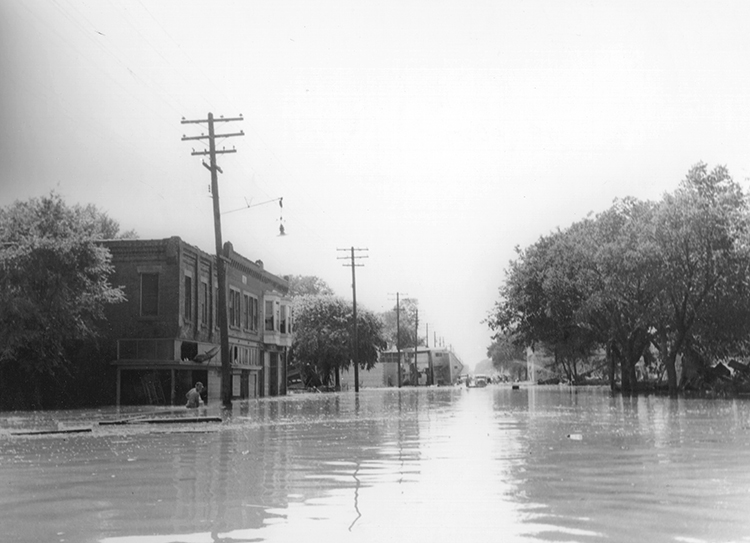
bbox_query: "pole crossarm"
[181,115,244,124]
[191,148,237,156]
[337,249,368,267]
[182,131,244,141]
[202,161,223,174]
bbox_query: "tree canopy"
[0,193,130,408]
[291,295,387,388]
[379,297,423,351]
[286,274,335,297]
[486,332,527,381]
[489,164,750,395]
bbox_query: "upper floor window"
[280,304,290,334]
[264,300,275,331]
[140,273,159,316]
[243,293,250,330]
[184,275,193,322]
[199,281,208,327]
[229,288,241,328]
[250,296,259,331]
[214,286,219,329]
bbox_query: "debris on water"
[11,428,92,436]
[99,416,221,426]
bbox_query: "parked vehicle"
[473,375,488,387]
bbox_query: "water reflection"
[3,387,750,542]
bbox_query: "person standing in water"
[185,382,204,408]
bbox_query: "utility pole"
[338,247,368,392]
[396,293,402,388]
[413,308,419,386]
[182,113,244,408]
[388,292,407,388]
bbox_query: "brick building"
[102,236,292,405]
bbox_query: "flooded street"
[2,386,750,543]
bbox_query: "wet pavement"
[2,386,750,543]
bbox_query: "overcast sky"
[2,0,750,369]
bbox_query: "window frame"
[183,274,193,322]
[140,273,159,317]
[199,280,208,327]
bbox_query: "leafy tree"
[651,163,750,394]
[486,332,527,380]
[286,274,335,297]
[0,192,128,409]
[489,163,750,396]
[380,297,423,350]
[488,227,599,383]
[578,199,663,392]
[291,295,386,388]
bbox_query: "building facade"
[371,348,464,387]
[102,236,293,405]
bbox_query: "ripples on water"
[2,387,750,543]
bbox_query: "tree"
[488,227,600,384]
[651,163,750,395]
[0,193,129,409]
[286,275,335,297]
[291,295,386,388]
[486,332,527,380]
[489,163,750,396]
[380,297,423,350]
[578,198,663,392]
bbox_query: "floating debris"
[11,428,92,436]
[99,416,221,426]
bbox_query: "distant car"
[473,375,488,387]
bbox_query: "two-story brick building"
[102,236,293,406]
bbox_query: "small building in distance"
[339,347,464,389]
[102,236,293,406]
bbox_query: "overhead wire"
[15,1,346,272]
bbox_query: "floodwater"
[2,387,750,543]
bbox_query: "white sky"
[2,0,750,369]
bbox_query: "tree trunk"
[657,328,678,396]
[334,367,340,391]
[628,355,638,392]
[607,342,616,391]
[620,355,632,394]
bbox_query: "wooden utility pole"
[388,292,407,388]
[396,292,402,388]
[182,113,244,408]
[413,308,419,385]
[338,247,368,392]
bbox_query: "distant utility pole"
[425,322,434,385]
[413,308,419,385]
[338,247,368,393]
[181,112,244,408]
[387,292,408,388]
